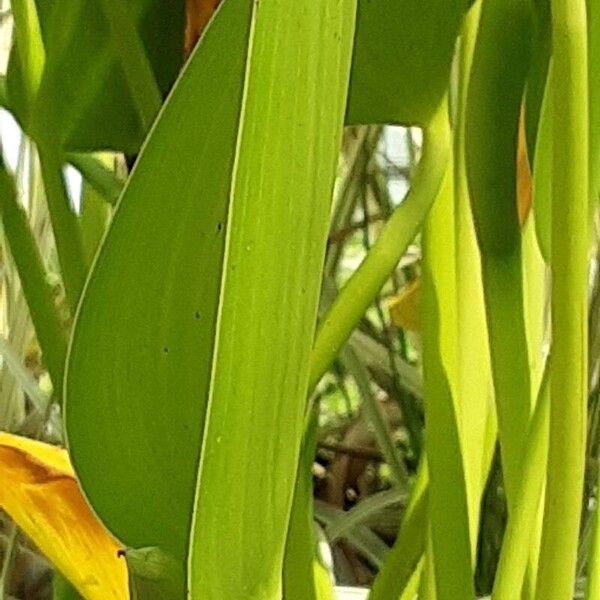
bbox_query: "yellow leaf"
[388,279,421,332]
[0,432,128,600]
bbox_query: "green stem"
[66,152,123,206]
[0,167,67,397]
[310,99,451,390]
[98,0,161,132]
[422,161,475,600]
[10,0,45,115]
[481,252,532,505]
[341,345,407,484]
[536,1,589,598]
[38,146,88,311]
[369,458,429,600]
[492,365,549,600]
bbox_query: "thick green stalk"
[492,366,549,600]
[10,0,45,115]
[309,100,450,390]
[369,459,429,600]
[67,153,123,206]
[481,252,532,503]
[422,163,474,600]
[98,0,161,132]
[0,166,67,398]
[38,147,88,311]
[536,1,589,598]
[282,407,331,600]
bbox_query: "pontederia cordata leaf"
[67,0,251,575]
[65,0,356,597]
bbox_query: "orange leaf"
[388,279,421,332]
[517,106,532,225]
[185,0,223,57]
[0,433,128,600]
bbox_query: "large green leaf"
[6,0,184,152]
[346,0,470,126]
[65,0,356,596]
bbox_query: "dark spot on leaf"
[194,311,201,319]
[163,347,169,354]
[217,222,223,232]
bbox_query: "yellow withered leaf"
[388,279,422,332]
[0,432,128,600]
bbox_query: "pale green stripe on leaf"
[188,1,356,595]
[422,159,475,600]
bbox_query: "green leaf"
[67,153,123,207]
[421,161,475,600]
[326,486,408,543]
[466,0,532,257]
[369,459,428,600]
[311,99,451,390]
[346,0,470,126]
[524,0,551,164]
[283,407,334,600]
[79,178,111,265]
[492,365,549,600]
[0,165,67,396]
[64,0,356,597]
[6,0,184,152]
[123,546,182,600]
[589,0,600,208]
[0,334,49,414]
[536,2,589,598]
[466,0,534,520]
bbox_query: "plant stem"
[98,0,161,132]
[492,365,549,600]
[421,160,475,600]
[341,345,407,484]
[10,0,44,115]
[37,146,88,312]
[369,458,429,600]
[66,153,123,206]
[0,166,67,398]
[536,1,589,598]
[310,99,450,390]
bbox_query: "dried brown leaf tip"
[185,0,223,58]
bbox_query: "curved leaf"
[65,0,356,596]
